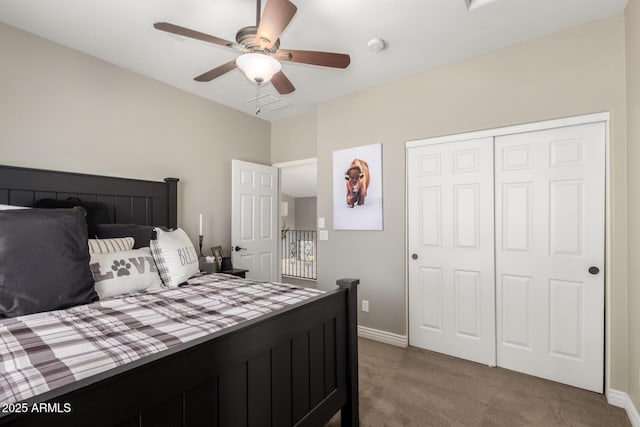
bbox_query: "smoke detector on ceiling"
[465,0,497,10]
[367,38,386,52]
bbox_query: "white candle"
[199,214,203,236]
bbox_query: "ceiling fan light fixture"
[154,0,349,94]
[236,53,281,84]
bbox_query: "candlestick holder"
[198,234,203,257]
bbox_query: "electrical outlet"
[362,300,369,312]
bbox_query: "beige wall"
[295,197,317,231]
[626,0,640,409]
[280,193,296,230]
[315,15,629,390]
[0,22,271,253]
[271,110,317,163]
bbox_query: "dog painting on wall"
[333,143,383,230]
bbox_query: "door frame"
[405,112,611,389]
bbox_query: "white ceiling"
[280,162,317,198]
[0,0,628,122]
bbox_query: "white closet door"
[408,138,496,366]
[495,122,605,392]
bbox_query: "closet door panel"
[408,138,496,366]
[495,122,605,393]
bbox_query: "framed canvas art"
[333,143,383,230]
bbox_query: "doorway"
[407,115,606,392]
[274,158,318,288]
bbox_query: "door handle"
[234,246,247,252]
[588,266,600,275]
[411,254,418,260]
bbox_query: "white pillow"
[0,204,30,210]
[150,228,199,287]
[89,247,163,299]
[88,237,135,254]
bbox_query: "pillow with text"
[90,247,163,299]
[150,228,199,287]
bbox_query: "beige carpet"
[328,338,630,426]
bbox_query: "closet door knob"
[588,266,600,275]
[411,254,418,260]
[234,246,247,252]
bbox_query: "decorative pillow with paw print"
[89,247,163,299]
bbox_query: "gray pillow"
[96,224,168,249]
[0,207,98,318]
[32,198,111,238]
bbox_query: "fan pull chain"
[255,84,261,115]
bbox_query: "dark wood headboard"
[0,165,179,229]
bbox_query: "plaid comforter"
[0,273,323,405]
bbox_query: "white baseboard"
[630,396,640,427]
[607,389,640,426]
[357,325,408,348]
[607,389,628,408]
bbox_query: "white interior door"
[495,122,605,392]
[408,138,496,366]
[231,159,278,282]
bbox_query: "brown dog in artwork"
[344,159,370,208]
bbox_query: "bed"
[0,165,359,427]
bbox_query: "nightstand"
[219,269,249,279]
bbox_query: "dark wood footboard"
[0,279,359,427]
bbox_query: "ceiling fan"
[153,0,351,95]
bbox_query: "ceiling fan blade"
[271,71,295,94]
[276,49,350,69]
[154,22,235,49]
[194,60,238,82]
[256,0,297,49]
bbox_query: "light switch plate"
[318,217,325,229]
[319,230,329,240]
